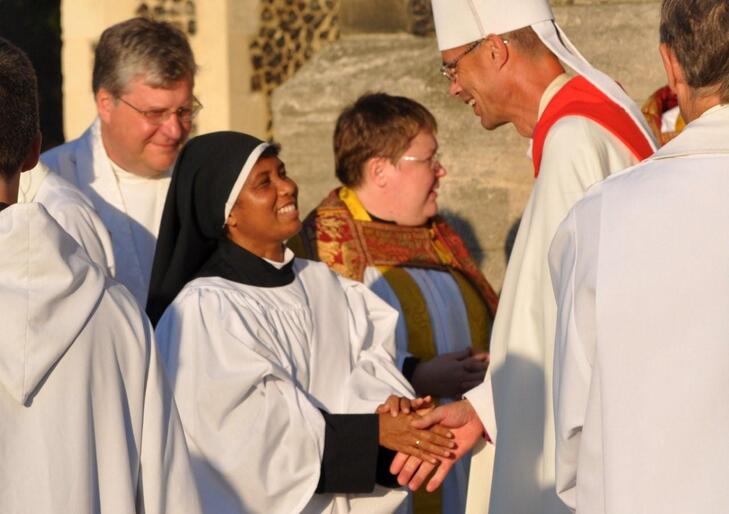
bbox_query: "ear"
[96,88,116,124]
[484,34,510,70]
[20,131,42,172]
[659,43,684,94]
[365,157,390,188]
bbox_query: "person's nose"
[448,78,462,97]
[159,112,184,141]
[278,176,298,197]
[435,163,447,178]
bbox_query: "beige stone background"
[61,0,665,290]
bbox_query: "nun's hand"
[378,411,454,465]
[389,399,486,491]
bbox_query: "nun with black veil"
[146,132,455,514]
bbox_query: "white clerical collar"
[109,159,171,184]
[537,73,572,121]
[263,247,296,269]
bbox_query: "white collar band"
[223,142,271,224]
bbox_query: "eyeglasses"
[440,39,484,81]
[399,152,443,171]
[440,38,508,81]
[118,96,203,125]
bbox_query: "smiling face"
[225,155,301,260]
[383,130,446,226]
[441,36,510,131]
[96,75,194,177]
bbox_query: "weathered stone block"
[272,2,663,289]
[340,0,412,33]
[341,0,434,35]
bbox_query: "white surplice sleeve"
[549,194,600,512]
[339,276,415,411]
[155,285,326,514]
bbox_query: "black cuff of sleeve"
[375,446,400,488]
[315,411,379,494]
[402,357,421,383]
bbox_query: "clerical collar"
[110,160,171,183]
[196,238,296,287]
[0,202,9,213]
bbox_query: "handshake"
[376,395,487,492]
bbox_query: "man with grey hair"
[391,1,657,513]
[550,0,729,511]
[0,36,202,514]
[42,16,199,306]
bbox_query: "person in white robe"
[392,2,657,512]
[19,161,115,274]
[550,1,729,511]
[147,131,457,514]
[42,17,199,306]
[0,36,201,514]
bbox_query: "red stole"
[532,76,654,177]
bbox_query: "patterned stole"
[295,187,498,359]
[641,85,685,146]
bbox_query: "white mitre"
[431,0,553,51]
[431,0,657,149]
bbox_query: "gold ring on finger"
[415,439,421,447]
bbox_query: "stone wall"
[272,2,665,290]
[340,0,433,35]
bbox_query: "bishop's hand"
[390,399,486,491]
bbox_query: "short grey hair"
[92,17,197,97]
[660,0,729,102]
[502,26,548,56]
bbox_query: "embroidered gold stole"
[294,187,498,360]
[642,85,685,146]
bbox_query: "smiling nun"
[146,132,454,514]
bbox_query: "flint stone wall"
[272,2,663,290]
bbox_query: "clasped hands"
[377,396,485,493]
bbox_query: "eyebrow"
[137,100,194,111]
[251,162,284,177]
